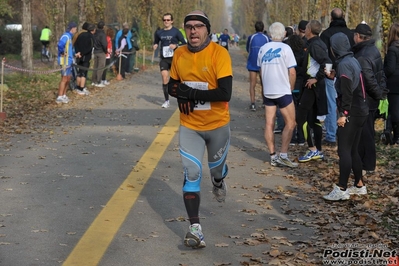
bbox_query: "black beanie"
[184,12,211,34]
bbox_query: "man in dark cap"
[56,22,77,104]
[167,10,232,249]
[320,8,355,146]
[352,22,388,182]
[296,20,308,48]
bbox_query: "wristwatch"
[339,111,348,117]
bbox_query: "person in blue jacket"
[56,22,77,104]
[246,21,271,111]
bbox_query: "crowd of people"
[247,8,392,202]
[54,21,140,104]
[52,7,397,248]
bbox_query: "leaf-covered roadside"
[234,128,399,265]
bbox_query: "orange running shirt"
[170,42,233,131]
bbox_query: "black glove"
[177,98,195,115]
[169,83,196,100]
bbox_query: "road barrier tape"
[3,55,122,74]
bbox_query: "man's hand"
[169,83,195,100]
[178,98,195,115]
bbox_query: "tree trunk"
[52,0,66,68]
[78,0,87,30]
[345,0,351,24]
[21,0,33,73]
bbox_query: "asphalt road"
[0,47,316,266]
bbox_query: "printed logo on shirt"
[262,48,281,62]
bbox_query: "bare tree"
[21,0,33,73]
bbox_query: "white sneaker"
[184,224,206,249]
[91,82,95,86]
[56,96,68,104]
[161,101,170,108]
[62,95,69,103]
[102,80,110,85]
[323,184,350,201]
[95,83,105,88]
[347,186,367,195]
[75,89,86,96]
[276,155,298,168]
[83,87,90,95]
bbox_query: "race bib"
[162,46,174,58]
[221,42,227,46]
[184,81,210,110]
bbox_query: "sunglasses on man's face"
[163,19,171,22]
[184,23,206,31]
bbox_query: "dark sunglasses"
[184,23,206,31]
[163,19,171,22]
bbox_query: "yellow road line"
[63,110,180,266]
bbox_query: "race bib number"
[221,42,227,46]
[162,46,174,58]
[184,81,210,110]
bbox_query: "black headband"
[184,13,211,34]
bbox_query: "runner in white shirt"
[257,22,298,168]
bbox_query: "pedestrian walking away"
[246,21,271,111]
[153,13,186,108]
[168,10,233,249]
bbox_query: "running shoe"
[298,149,324,162]
[250,103,256,111]
[75,89,86,96]
[212,178,227,203]
[276,155,298,168]
[55,96,68,104]
[347,186,367,195]
[323,184,350,201]
[184,223,206,249]
[161,100,170,108]
[83,87,90,95]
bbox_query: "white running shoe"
[323,184,350,201]
[161,101,170,108]
[347,186,367,195]
[95,83,105,88]
[102,80,110,85]
[75,89,86,96]
[83,87,90,95]
[276,155,298,168]
[184,223,206,249]
[56,96,68,104]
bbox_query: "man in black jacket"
[352,23,388,177]
[91,21,108,87]
[74,23,95,95]
[297,20,331,163]
[320,8,355,146]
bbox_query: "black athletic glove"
[178,98,195,115]
[169,83,197,100]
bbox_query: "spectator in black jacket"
[352,22,388,176]
[384,22,399,145]
[320,8,355,146]
[91,21,108,87]
[74,23,95,95]
[297,20,331,163]
[323,33,369,201]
